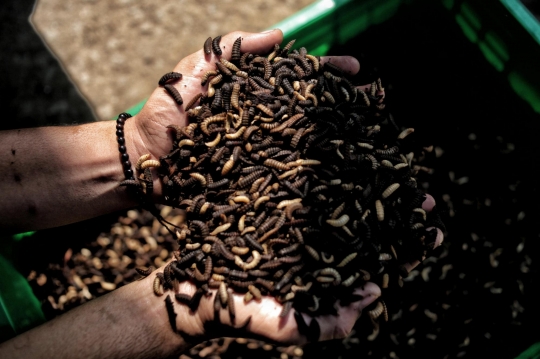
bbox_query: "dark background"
[0,0,96,130]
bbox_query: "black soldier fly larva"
[128,36,444,341]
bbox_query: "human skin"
[0,224,442,359]
[0,29,360,233]
[0,29,444,357]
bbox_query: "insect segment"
[212,35,223,56]
[203,37,212,55]
[158,72,183,86]
[164,84,183,105]
[231,37,242,61]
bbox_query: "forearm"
[0,120,139,232]
[0,275,198,359]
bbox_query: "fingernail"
[261,29,276,34]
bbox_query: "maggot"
[248,285,262,301]
[336,252,357,267]
[211,35,222,56]
[140,160,161,169]
[210,223,232,236]
[218,281,228,306]
[240,226,256,236]
[321,252,334,264]
[231,246,250,255]
[164,84,183,105]
[331,202,346,220]
[381,183,400,198]
[319,267,341,285]
[177,139,195,149]
[381,273,389,289]
[220,58,240,72]
[185,243,201,250]
[341,272,360,287]
[231,36,242,61]
[413,208,427,221]
[221,155,235,176]
[254,196,270,210]
[189,173,207,187]
[234,251,261,270]
[203,37,212,55]
[369,301,384,319]
[305,245,320,261]
[375,200,384,221]
[153,275,163,296]
[326,214,350,227]
[205,133,221,148]
[158,72,183,86]
[397,128,414,139]
[287,159,321,168]
[201,70,218,86]
[277,198,302,209]
[135,154,151,171]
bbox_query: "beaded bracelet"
[115,112,179,237]
[116,112,135,180]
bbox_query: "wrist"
[135,272,208,354]
[122,113,165,200]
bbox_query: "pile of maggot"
[128,36,441,337]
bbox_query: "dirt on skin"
[30,0,315,120]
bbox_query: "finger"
[217,29,284,60]
[422,194,437,212]
[320,56,360,76]
[402,227,444,272]
[401,194,443,273]
[300,283,381,343]
[173,29,283,76]
[355,83,385,103]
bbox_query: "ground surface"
[30,0,314,120]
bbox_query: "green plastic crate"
[2,1,540,357]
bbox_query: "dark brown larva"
[184,93,203,111]
[141,37,437,335]
[231,37,242,61]
[216,61,232,77]
[227,290,236,322]
[175,293,192,306]
[281,39,296,55]
[119,179,141,188]
[164,84,183,105]
[158,72,183,86]
[203,37,212,55]
[135,266,154,277]
[212,35,222,56]
[164,295,177,332]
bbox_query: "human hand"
[122,29,363,200]
[158,194,444,346]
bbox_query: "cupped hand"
[169,195,444,346]
[123,29,362,199]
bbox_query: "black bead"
[117,117,125,125]
[116,129,123,137]
[119,145,127,153]
[117,137,125,144]
[123,160,132,170]
[118,113,128,119]
[116,123,124,130]
[121,153,129,161]
[124,169,134,178]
